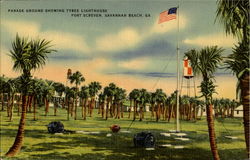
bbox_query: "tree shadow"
[7,127,242,160]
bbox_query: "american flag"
[158,7,177,24]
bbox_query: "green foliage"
[104,83,117,98]
[9,34,56,94]
[88,81,102,97]
[199,79,217,104]
[155,89,167,103]
[185,46,223,103]
[53,82,66,97]
[69,71,85,88]
[114,87,126,102]
[79,86,89,99]
[216,0,249,41]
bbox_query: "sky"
[0,0,238,99]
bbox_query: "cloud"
[42,31,90,53]
[183,33,237,47]
[83,58,111,71]
[2,20,40,37]
[113,35,175,60]
[95,14,187,53]
[1,20,90,53]
[151,14,187,34]
[118,57,150,70]
[95,27,141,52]
[0,45,19,77]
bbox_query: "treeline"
[0,74,240,122]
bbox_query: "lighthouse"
[180,57,196,97]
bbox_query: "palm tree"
[138,89,150,121]
[42,80,55,116]
[167,91,177,122]
[0,76,7,111]
[103,83,116,120]
[53,82,65,115]
[180,95,190,120]
[188,46,223,160]
[213,99,220,118]
[216,0,249,43]
[65,87,75,120]
[230,99,240,117]
[154,89,167,122]
[4,78,18,121]
[128,91,134,119]
[5,34,56,157]
[148,92,156,119]
[114,87,126,119]
[88,81,102,117]
[224,42,249,156]
[129,89,140,121]
[79,86,89,120]
[216,1,249,157]
[69,71,85,120]
[98,92,106,118]
[29,78,44,120]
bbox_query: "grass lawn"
[0,107,247,160]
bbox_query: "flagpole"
[176,3,180,132]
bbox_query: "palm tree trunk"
[133,100,136,121]
[222,107,226,118]
[84,99,87,120]
[1,93,4,111]
[157,103,161,121]
[101,102,105,118]
[98,100,101,114]
[7,94,10,117]
[139,103,143,121]
[240,73,250,158]
[71,99,74,117]
[226,106,230,117]
[200,106,204,119]
[82,98,84,118]
[9,95,14,121]
[116,103,120,119]
[54,98,57,116]
[28,95,33,113]
[121,102,124,118]
[90,98,94,117]
[165,105,169,121]
[142,104,145,119]
[156,103,159,122]
[151,103,155,118]
[110,102,114,118]
[105,98,110,120]
[33,97,37,121]
[67,99,70,121]
[87,100,90,116]
[45,98,49,116]
[161,105,165,120]
[27,96,31,112]
[75,97,78,120]
[193,105,197,121]
[61,97,65,109]
[231,107,235,118]
[17,96,21,116]
[168,105,173,122]
[189,104,193,120]
[5,95,27,157]
[206,104,220,160]
[128,100,132,119]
